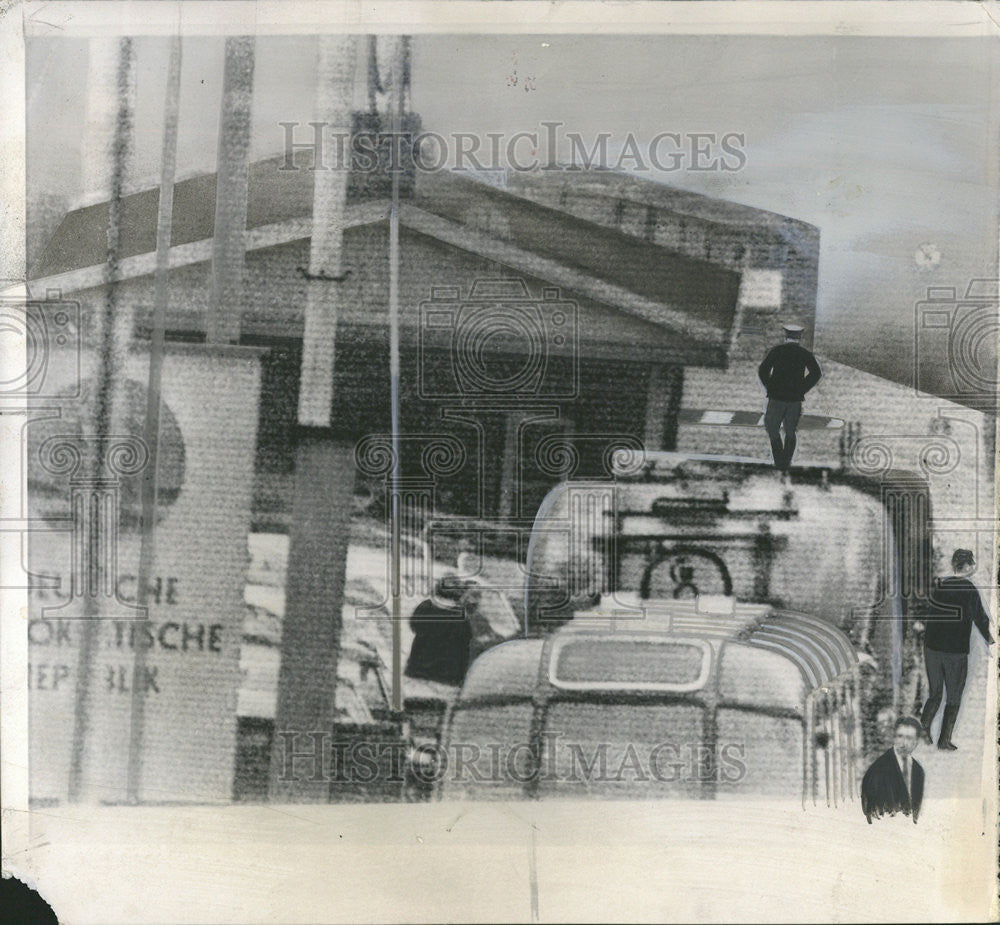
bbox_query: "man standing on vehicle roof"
[758,323,823,472]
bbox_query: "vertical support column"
[81,38,124,202]
[643,364,683,453]
[269,434,356,801]
[207,36,255,346]
[127,34,183,804]
[387,36,406,712]
[269,35,358,802]
[643,364,667,453]
[297,36,355,429]
[751,520,776,602]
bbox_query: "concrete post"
[268,435,357,800]
[268,35,358,802]
[207,37,255,346]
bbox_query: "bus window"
[550,636,711,691]
[718,646,808,712]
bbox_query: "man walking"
[758,323,822,471]
[919,549,995,750]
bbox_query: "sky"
[25,33,1000,389]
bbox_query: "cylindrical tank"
[524,455,931,655]
[524,455,934,750]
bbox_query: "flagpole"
[126,34,182,803]
[389,38,405,713]
[67,37,136,803]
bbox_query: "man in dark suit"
[861,716,924,824]
[757,323,823,471]
[918,548,995,749]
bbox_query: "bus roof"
[459,599,858,704]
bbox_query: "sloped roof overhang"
[27,161,759,364]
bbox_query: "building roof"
[411,170,743,338]
[31,154,312,280]
[503,167,819,243]
[30,154,818,363]
[34,155,817,280]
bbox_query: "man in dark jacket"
[757,323,823,471]
[918,549,995,749]
[404,572,518,688]
[861,716,924,823]
[404,576,473,687]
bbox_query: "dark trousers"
[921,646,968,720]
[764,399,802,470]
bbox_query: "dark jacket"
[758,342,822,402]
[404,598,472,687]
[925,576,994,655]
[861,748,924,824]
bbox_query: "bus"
[429,452,933,803]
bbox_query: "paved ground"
[7,627,995,923]
[5,788,996,923]
[916,640,994,801]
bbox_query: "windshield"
[439,696,807,800]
